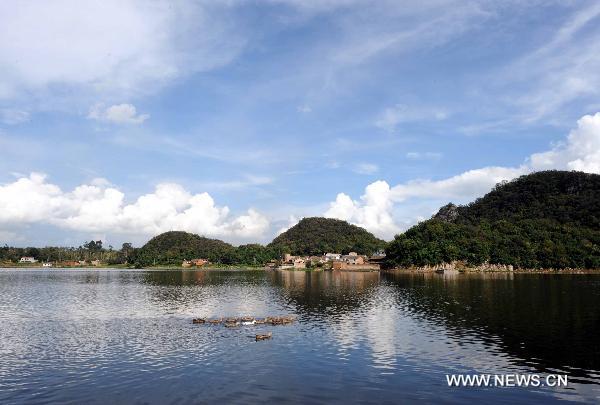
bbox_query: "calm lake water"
[0,269,599,404]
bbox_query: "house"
[79,260,87,266]
[182,260,193,268]
[190,258,208,267]
[62,261,80,267]
[341,254,365,265]
[42,262,53,268]
[293,257,306,269]
[19,257,37,263]
[91,260,101,266]
[324,253,341,262]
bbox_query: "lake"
[0,269,599,404]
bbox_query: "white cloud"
[390,166,526,203]
[0,174,270,242]
[88,103,149,124]
[325,180,400,240]
[527,112,600,174]
[326,112,600,238]
[0,1,245,100]
[353,163,379,175]
[375,104,448,132]
[276,215,300,236]
[0,108,30,125]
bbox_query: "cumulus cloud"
[326,112,600,238]
[0,174,270,242]
[276,215,300,236]
[527,112,600,174]
[88,103,149,124]
[325,180,400,240]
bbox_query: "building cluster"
[274,251,385,271]
[17,257,103,267]
[182,258,209,268]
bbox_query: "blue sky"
[1,0,600,247]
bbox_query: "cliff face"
[434,203,459,223]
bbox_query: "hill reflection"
[138,269,600,380]
[381,271,600,381]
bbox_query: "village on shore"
[184,250,387,271]
[11,250,387,272]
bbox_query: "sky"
[1,0,600,247]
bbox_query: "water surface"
[1,269,599,404]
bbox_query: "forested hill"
[451,170,600,228]
[268,217,386,256]
[386,171,600,269]
[133,231,236,266]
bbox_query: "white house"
[19,257,37,263]
[42,262,53,268]
[324,253,342,262]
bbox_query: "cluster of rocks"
[191,315,296,340]
[404,261,514,272]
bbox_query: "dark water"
[1,269,599,404]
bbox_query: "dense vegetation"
[130,232,281,267]
[269,217,386,256]
[0,241,133,265]
[386,171,600,269]
[132,231,237,266]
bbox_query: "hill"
[269,217,386,256]
[134,231,236,266]
[385,171,600,269]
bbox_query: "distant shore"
[3,264,600,274]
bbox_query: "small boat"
[192,318,206,324]
[208,318,222,324]
[224,322,239,328]
[255,332,272,341]
[254,318,267,324]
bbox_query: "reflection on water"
[0,269,599,404]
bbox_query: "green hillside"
[134,231,236,266]
[269,217,386,256]
[385,171,600,269]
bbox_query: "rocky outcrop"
[433,203,459,222]
[398,261,514,272]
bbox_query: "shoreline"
[3,265,600,274]
[383,267,600,274]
